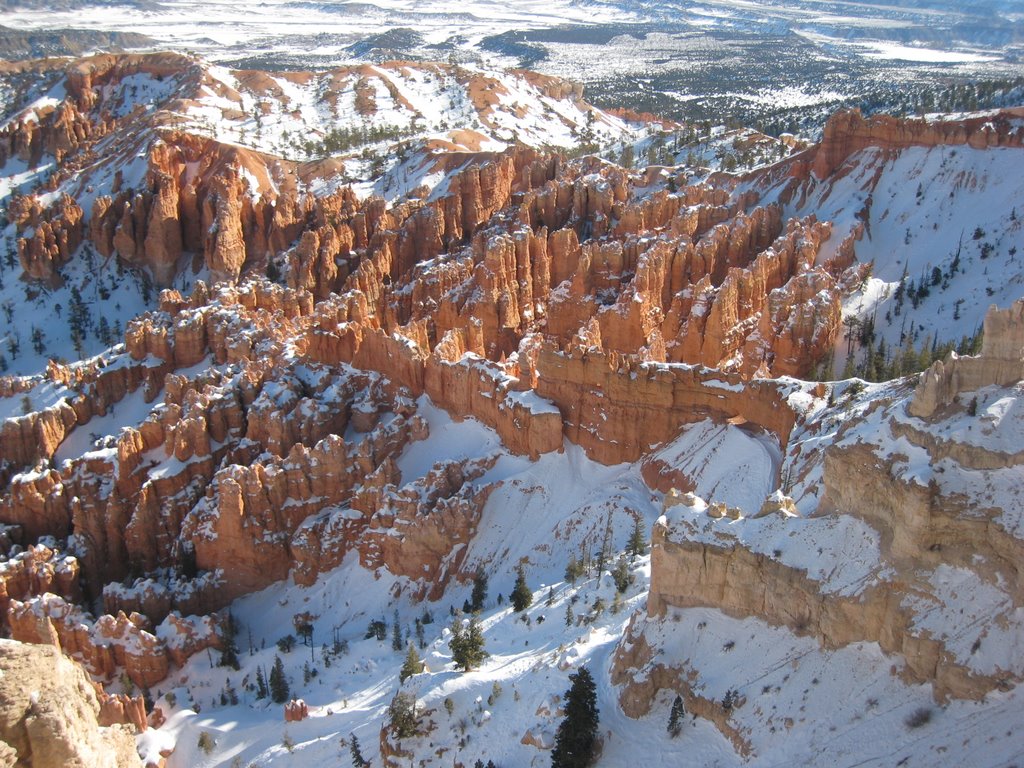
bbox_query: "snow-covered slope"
[751,111,1024,378]
[127,377,1024,768]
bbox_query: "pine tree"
[388,691,419,738]
[449,617,488,672]
[565,602,574,627]
[400,643,424,683]
[350,733,369,768]
[218,641,239,670]
[415,618,426,649]
[612,554,632,594]
[551,667,599,768]
[565,554,581,585]
[595,511,613,578]
[627,516,646,560]
[255,665,268,699]
[218,619,240,670]
[269,655,289,704]
[470,568,488,613]
[511,565,533,612]
[391,609,403,652]
[667,694,684,738]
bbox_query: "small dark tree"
[391,609,403,652]
[197,730,215,754]
[565,554,581,585]
[400,643,424,683]
[612,554,633,594]
[470,568,488,613]
[30,327,44,355]
[293,613,314,646]
[415,617,426,649]
[266,258,281,283]
[218,637,240,670]
[350,732,370,767]
[667,695,684,738]
[595,512,613,578]
[511,565,533,613]
[967,396,978,416]
[722,688,736,711]
[627,517,646,560]
[217,614,240,670]
[255,665,268,699]
[366,619,387,641]
[269,655,289,704]
[449,617,488,672]
[550,667,599,768]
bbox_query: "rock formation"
[0,639,139,767]
[809,107,1024,180]
[909,298,1024,418]
[4,53,1024,763]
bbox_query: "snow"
[0,37,1020,768]
[107,374,1023,768]
[771,141,1024,367]
[897,383,1024,456]
[623,606,1024,768]
[647,420,779,513]
[662,495,885,597]
[853,42,999,64]
[53,383,156,466]
[906,565,1024,677]
[0,377,69,422]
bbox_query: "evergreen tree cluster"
[838,321,983,384]
[300,123,416,159]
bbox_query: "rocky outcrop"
[0,401,77,482]
[8,591,221,689]
[284,699,309,722]
[610,616,751,756]
[0,545,81,626]
[529,344,795,464]
[0,639,138,768]
[910,299,1024,418]
[8,595,169,688]
[16,194,84,283]
[810,108,1024,180]
[643,507,997,701]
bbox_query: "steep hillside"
[0,53,1023,767]
[755,108,1024,379]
